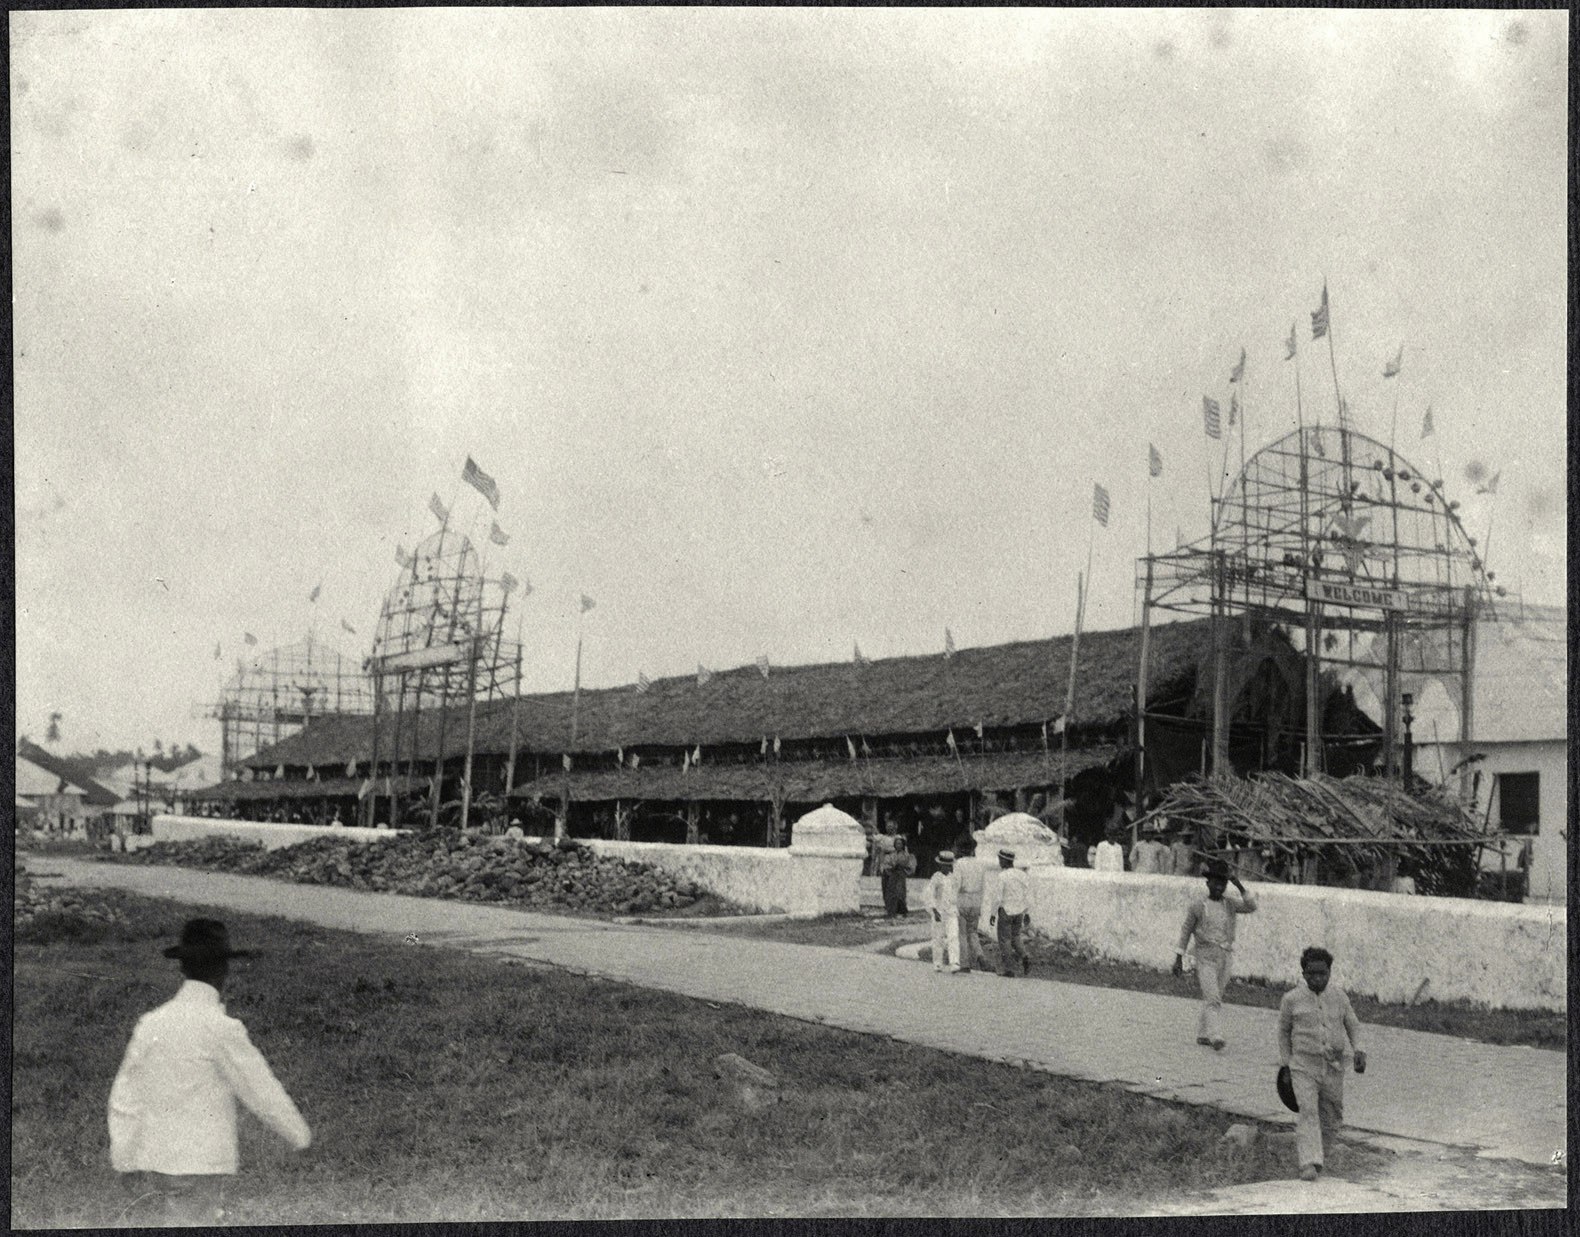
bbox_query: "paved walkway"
[26,858,1567,1201]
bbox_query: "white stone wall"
[1022,868,1566,1011]
[152,815,408,851]
[576,839,861,917]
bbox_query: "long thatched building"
[194,615,1390,876]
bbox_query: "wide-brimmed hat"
[162,918,255,962]
[935,851,955,866]
[1276,1065,1300,1113]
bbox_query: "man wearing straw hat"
[109,918,311,1225]
[925,851,963,973]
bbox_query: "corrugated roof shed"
[243,618,1211,769]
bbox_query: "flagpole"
[1060,568,1085,825]
[1321,281,1353,498]
[571,633,583,746]
[503,614,525,804]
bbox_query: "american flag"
[1383,346,1402,379]
[1092,482,1111,527]
[429,492,449,525]
[697,664,713,686]
[1421,407,1435,439]
[1284,322,1297,361]
[636,672,652,694]
[1203,396,1222,440]
[1149,444,1163,478]
[1311,283,1329,340]
[1229,348,1246,384]
[462,456,501,511]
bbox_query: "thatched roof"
[509,745,1119,806]
[16,741,121,806]
[1154,773,1486,853]
[186,774,427,803]
[243,618,1210,770]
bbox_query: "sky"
[12,8,1569,755]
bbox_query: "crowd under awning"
[509,745,1119,805]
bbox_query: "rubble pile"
[115,831,721,915]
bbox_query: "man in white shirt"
[925,852,962,973]
[1172,860,1258,1050]
[953,843,988,973]
[109,918,311,1226]
[992,849,1032,976]
[1278,946,1367,1181]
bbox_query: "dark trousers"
[996,911,1027,975]
[882,873,909,916]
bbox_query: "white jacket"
[109,980,311,1175]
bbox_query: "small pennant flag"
[306,766,318,782]
[1421,407,1434,439]
[213,642,222,660]
[1228,392,1239,428]
[682,749,691,772]
[244,632,259,646]
[1311,283,1329,340]
[341,618,357,634]
[309,582,321,603]
[1383,346,1403,379]
[345,760,357,777]
[861,737,871,756]
[697,664,713,686]
[636,672,652,694]
[773,735,781,755]
[630,753,641,769]
[274,765,285,779]
[853,642,869,666]
[943,628,956,659]
[1203,396,1222,439]
[357,778,372,800]
[499,572,519,595]
[580,594,596,613]
[1475,471,1500,496]
[462,456,501,511]
[562,753,572,772]
[760,736,768,755]
[756,655,770,679]
[691,745,702,766]
[846,736,858,761]
[945,729,957,752]
[1092,483,1111,527]
[1148,444,1163,478]
[973,721,984,739]
[488,521,511,547]
[1040,720,1049,745]
[616,747,623,764]
[1051,715,1066,736]
[1229,347,1246,384]
[395,544,410,567]
[429,492,449,525]
[1284,322,1297,361]
[1311,431,1326,458]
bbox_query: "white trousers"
[930,912,961,970]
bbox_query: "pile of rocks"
[116,831,719,915]
[14,869,129,938]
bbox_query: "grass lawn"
[14,887,1318,1225]
[698,912,1567,1051]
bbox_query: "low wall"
[152,815,408,851]
[558,839,861,917]
[1022,868,1566,1012]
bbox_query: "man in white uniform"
[109,919,312,1225]
[925,851,962,973]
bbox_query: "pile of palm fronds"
[1149,773,1488,896]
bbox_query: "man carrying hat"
[925,852,963,973]
[1172,859,1258,1050]
[109,918,312,1225]
[1278,946,1366,1181]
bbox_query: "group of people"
[1174,858,1366,1182]
[920,845,1031,978]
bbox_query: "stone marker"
[714,1052,781,1111]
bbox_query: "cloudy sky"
[12,9,1568,754]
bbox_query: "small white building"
[1344,604,1567,904]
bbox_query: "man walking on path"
[1172,859,1258,1049]
[1278,946,1367,1182]
[925,851,962,973]
[991,849,1030,977]
[953,841,987,973]
[109,919,312,1226]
